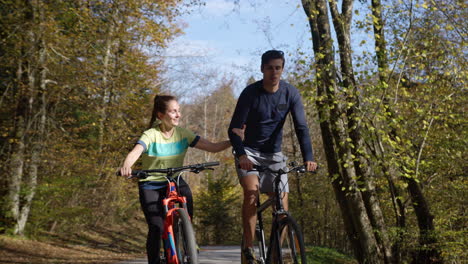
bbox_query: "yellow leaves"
[445,24,454,31]
[372,16,380,25]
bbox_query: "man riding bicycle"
[228,50,318,264]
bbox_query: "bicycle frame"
[249,164,307,264]
[255,171,290,263]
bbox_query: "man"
[228,50,317,264]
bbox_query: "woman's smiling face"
[158,99,180,127]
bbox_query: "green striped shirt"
[137,126,199,182]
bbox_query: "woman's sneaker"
[242,247,257,264]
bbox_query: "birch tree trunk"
[5,0,31,236]
[6,0,48,235]
[16,23,47,235]
[98,19,116,154]
[8,114,25,228]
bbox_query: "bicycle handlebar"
[116,161,220,178]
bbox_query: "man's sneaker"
[242,247,257,264]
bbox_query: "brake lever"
[192,167,214,174]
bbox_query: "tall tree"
[299,0,464,262]
[366,0,465,262]
[0,0,189,235]
[301,0,392,262]
[0,0,54,235]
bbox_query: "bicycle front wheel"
[268,216,306,264]
[173,208,198,264]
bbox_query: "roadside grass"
[306,246,357,264]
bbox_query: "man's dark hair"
[261,50,285,67]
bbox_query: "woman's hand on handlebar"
[231,124,246,141]
[119,166,132,177]
[304,161,318,172]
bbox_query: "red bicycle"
[121,161,219,264]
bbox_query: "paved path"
[117,245,241,264]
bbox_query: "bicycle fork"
[162,188,189,264]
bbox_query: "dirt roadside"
[0,218,147,264]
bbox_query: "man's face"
[261,58,284,88]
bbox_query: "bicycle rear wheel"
[173,208,198,264]
[268,216,306,264]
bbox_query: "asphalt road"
[117,245,241,264]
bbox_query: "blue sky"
[163,0,314,98]
[162,0,373,100]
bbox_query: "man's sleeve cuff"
[234,148,246,157]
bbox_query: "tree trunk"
[8,115,25,226]
[406,177,442,263]
[13,0,47,235]
[369,0,443,262]
[98,22,116,153]
[301,0,389,263]
[6,2,31,235]
[329,1,392,262]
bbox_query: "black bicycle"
[118,162,220,264]
[241,162,310,264]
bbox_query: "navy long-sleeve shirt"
[228,80,314,162]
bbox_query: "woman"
[119,94,242,264]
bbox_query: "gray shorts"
[235,147,289,193]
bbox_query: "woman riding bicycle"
[119,94,244,264]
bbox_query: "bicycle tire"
[173,208,198,264]
[267,216,307,264]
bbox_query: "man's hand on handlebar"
[304,161,318,172]
[238,155,254,171]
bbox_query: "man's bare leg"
[241,173,259,248]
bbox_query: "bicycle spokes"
[270,219,306,264]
